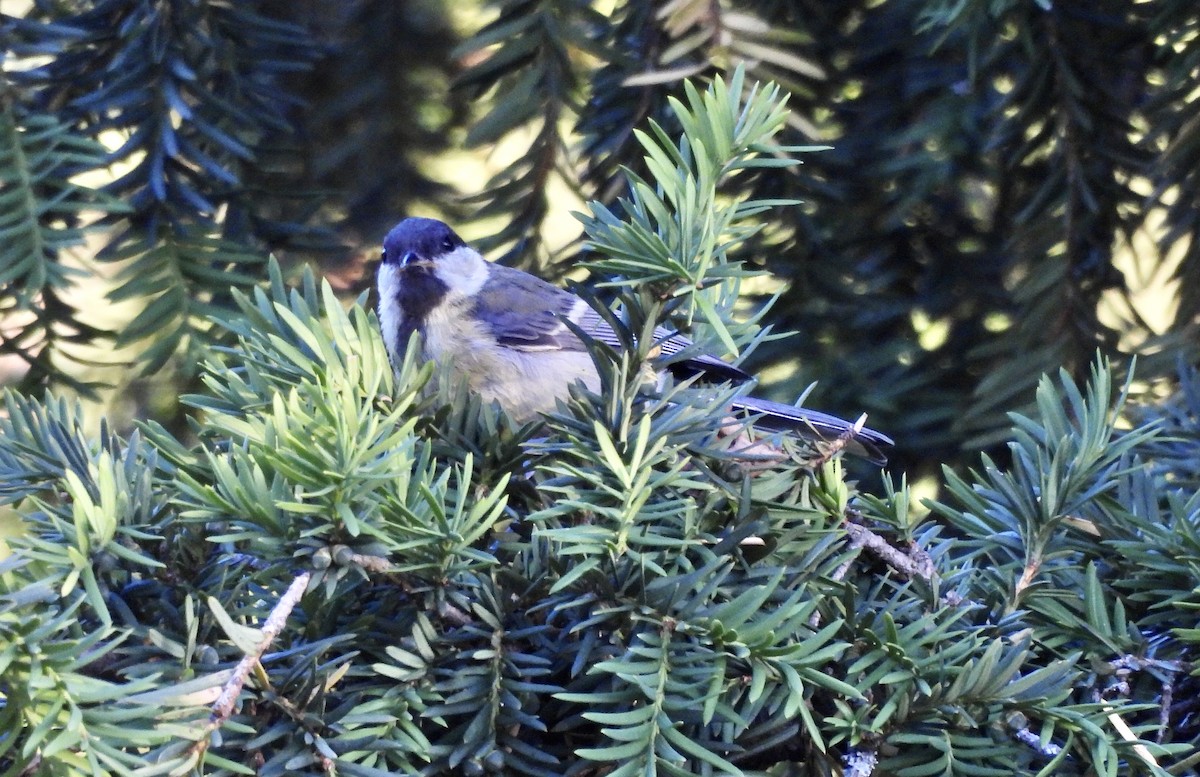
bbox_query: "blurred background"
[1,0,1197,481]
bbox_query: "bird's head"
[382,217,465,271]
[378,217,489,319]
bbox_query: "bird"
[376,216,893,463]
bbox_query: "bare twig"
[1094,654,1174,770]
[347,552,391,573]
[1104,705,1160,770]
[1103,655,1184,746]
[437,598,473,627]
[843,522,937,582]
[209,571,311,725]
[329,545,393,574]
[809,551,860,629]
[828,554,857,585]
[810,510,942,628]
[1013,557,1041,601]
[1158,677,1173,744]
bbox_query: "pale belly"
[422,307,600,421]
[472,348,600,421]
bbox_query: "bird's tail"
[730,395,894,465]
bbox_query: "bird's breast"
[422,300,599,421]
[377,264,450,362]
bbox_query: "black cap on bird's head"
[382,217,466,270]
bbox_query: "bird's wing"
[473,264,749,380]
[572,306,753,383]
[471,265,589,352]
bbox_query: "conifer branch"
[208,571,311,726]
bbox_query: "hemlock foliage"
[1,71,1199,777]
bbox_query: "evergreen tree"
[3,0,1198,468]
[3,1,1200,775]
[2,69,1198,777]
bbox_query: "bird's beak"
[400,251,433,269]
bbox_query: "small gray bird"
[377,217,893,463]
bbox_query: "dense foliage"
[4,0,1199,470]
[3,1,1200,775]
[2,69,1199,777]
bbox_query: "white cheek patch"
[433,247,489,299]
[376,263,402,297]
[376,264,403,361]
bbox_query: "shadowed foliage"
[2,2,1200,775]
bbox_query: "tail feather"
[730,395,894,465]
